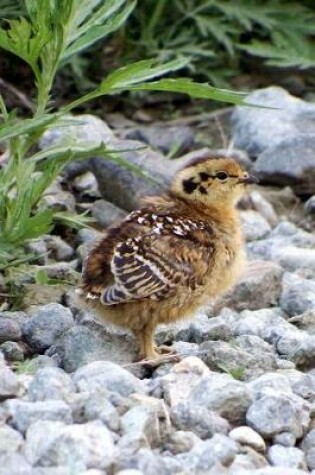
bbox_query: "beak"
[238,174,259,185]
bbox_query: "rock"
[217,260,283,311]
[72,171,100,198]
[267,445,307,470]
[241,468,309,475]
[33,260,78,281]
[0,311,28,327]
[301,429,315,470]
[235,335,275,359]
[170,400,230,439]
[182,434,238,472]
[21,284,68,309]
[188,372,252,424]
[246,391,311,439]
[164,431,201,454]
[88,138,176,211]
[231,86,315,156]
[230,426,265,453]
[116,448,170,475]
[44,235,74,261]
[0,453,32,475]
[41,179,76,212]
[73,360,144,397]
[280,273,315,316]
[291,373,315,402]
[248,373,292,400]
[121,404,166,448]
[24,420,115,471]
[272,246,315,272]
[248,190,278,227]
[5,398,72,433]
[0,341,25,361]
[27,367,76,403]
[273,432,297,447]
[0,424,24,453]
[198,340,277,380]
[253,134,315,194]
[305,195,315,215]
[0,353,21,400]
[287,335,315,370]
[22,303,74,352]
[83,390,120,432]
[229,446,268,473]
[240,210,272,241]
[47,324,138,372]
[0,318,21,343]
[91,199,127,227]
[124,124,194,155]
[289,311,315,334]
[157,357,210,406]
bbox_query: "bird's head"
[171,156,258,208]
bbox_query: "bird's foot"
[134,347,180,367]
[154,344,176,356]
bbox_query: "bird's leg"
[154,344,176,356]
[138,323,159,361]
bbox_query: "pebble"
[229,426,266,452]
[267,445,307,470]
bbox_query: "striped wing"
[100,236,189,305]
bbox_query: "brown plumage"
[77,156,258,360]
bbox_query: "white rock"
[229,426,266,452]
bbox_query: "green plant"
[0,0,247,275]
[122,0,315,86]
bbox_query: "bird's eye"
[216,171,228,180]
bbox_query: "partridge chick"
[77,156,258,360]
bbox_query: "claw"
[86,292,98,300]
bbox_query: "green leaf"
[0,113,60,143]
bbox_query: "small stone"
[44,235,74,261]
[301,429,315,470]
[267,445,307,470]
[305,195,315,215]
[273,432,297,447]
[27,367,76,403]
[240,210,272,241]
[22,303,74,352]
[73,360,144,397]
[121,405,163,448]
[291,373,315,401]
[47,325,138,372]
[248,190,278,226]
[164,431,201,454]
[189,371,252,424]
[218,260,283,312]
[25,420,115,471]
[116,448,169,475]
[5,398,72,433]
[91,199,127,227]
[248,373,292,400]
[280,272,315,316]
[0,453,32,475]
[229,446,268,472]
[289,311,315,334]
[73,171,100,197]
[83,391,120,432]
[273,246,315,272]
[0,318,21,344]
[170,400,230,439]
[229,426,266,452]
[246,392,311,439]
[0,424,24,453]
[0,341,24,361]
[0,354,21,400]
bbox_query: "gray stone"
[229,426,266,452]
[164,431,201,455]
[217,260,283,312]
[40,182,76,212]
[22,304,74,352]
[243,468,309,475]
[121,405,164,448]
[248,373,292,400]
[116,448,170,475]
[91,199,127,227]
[0,453,32,475]
[157,357,210,407]
[0,341,24,361]
[0,311,28,327]
[280,273,315,316]
[231,86,315,156]
[301,429,315,470]
[0,424,24,453]
[0,318,21,343]
[25,420,115,471]
[44,235,74,261]
[248,190,278,227]
[83,391,120,432]
[183,434,238,472]
[253,134,315,194]
[0,353,21,400]
[5,398,72,433]
[73,360,144,397]
[170,400,230,439]
[33,260,78,281]
[246,392,311,439]
[272,246,315,272]
[189,372,252,424]
[199,340,277,380]
[47,324,138,372]
[27,367,76,403]
[73,171,100,198]
[289,311,315,334]
[124,124,194,155]
[235,335,275,356]
[267,445,307,470]
[305,195,315,215]
[289,336,315,370]
[229,446,268,473]
[273,432,297,447]
[240,210,272,241]
[291,373,315,401]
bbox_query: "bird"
[76,156,258,361]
